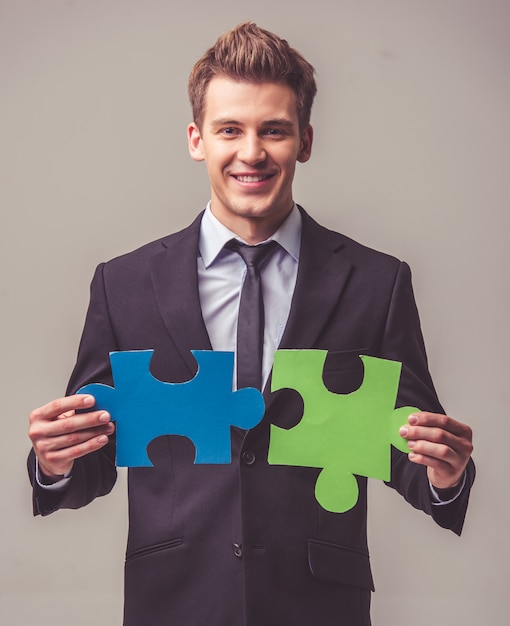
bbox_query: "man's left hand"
[399,412,473,489]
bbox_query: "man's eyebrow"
[209,118,296,127]
[209,118,242,127]
[261,118,295,127]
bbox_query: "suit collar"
[199,203,302,268]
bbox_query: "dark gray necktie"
[226,240,279,390]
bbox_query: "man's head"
[188,22,317,133]
[187,24,315,243]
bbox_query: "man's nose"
[237,134,266,164]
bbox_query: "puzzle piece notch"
[78,350,265,467]
[268,350,418,513]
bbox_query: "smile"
[233,175,272,183]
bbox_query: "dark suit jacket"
[29,207,475,626]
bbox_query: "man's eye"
[221,127,238,135]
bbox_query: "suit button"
[242,450,256,465]
[233,543,243,558]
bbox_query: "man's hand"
[399,412,473,490]
[29,395,115,480]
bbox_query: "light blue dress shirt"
[198,203,300,390]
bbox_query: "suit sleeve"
[379,261,475,535]
[28,263,118,516]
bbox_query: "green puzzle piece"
[268,351,419,513]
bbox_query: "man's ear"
[187,123,205,162]
[297,125,313,163]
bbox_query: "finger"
[29,394,96,424]
[408,450,452,472]
[401,424,456,446]
[38,428,114,475]
[38,422,115,455]
[29,410,111,444]
[400,427,473,463]
[406,412,473,440]
[52,410,112,436]
[407,439,459,467]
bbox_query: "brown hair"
[188,22,317,132]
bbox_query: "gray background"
[2,0,509,624]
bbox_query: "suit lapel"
[150,212,212,376]
[278,208,352,350]
[261,208,353,412]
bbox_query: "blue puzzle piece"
[77,350,265,467]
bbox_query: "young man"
[28,23,474,626]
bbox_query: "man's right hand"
[28,395,115,481]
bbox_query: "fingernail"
[407,440,416,448]
[83,395,94,406]
[99,412,110,423]
[399,426,408,437]
[408,414,419,425]
[409,452,417,460]
[98,435,108,444]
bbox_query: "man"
[28,22,474,626]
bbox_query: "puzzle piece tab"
[77,350,265,467]
[268,351,418,513]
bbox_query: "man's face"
[188,77,313,243]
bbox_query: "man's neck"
[208,205,294,245]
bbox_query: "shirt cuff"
[429,472,466,505]
[35,457,72,491]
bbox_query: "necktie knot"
[226,240,279,271]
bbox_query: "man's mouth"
[233,175,272,183]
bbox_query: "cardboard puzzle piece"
[268,350,419,513]
[77,350,265,467]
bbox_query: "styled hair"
[188,22,317,131]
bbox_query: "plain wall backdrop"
[2,0,509,624]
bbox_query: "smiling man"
[28,22,474,626]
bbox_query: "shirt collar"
[199,202,302,269]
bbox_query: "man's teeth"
[235,175,269,182]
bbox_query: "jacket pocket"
[126,538,184,563]
[308,538,375,591]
